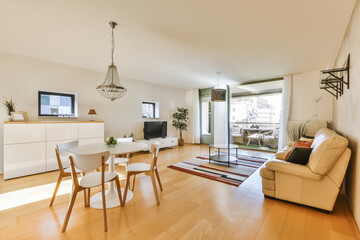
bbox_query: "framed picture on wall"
[10,111,29,122]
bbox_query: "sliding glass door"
[229,79,283,152]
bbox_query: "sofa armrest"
[265,160,323,181]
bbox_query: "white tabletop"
[69,142,147,155]
[209,144,240,149]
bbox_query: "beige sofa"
[260,128,351,212]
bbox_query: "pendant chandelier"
[96,21,127,101]
[211,72,226,102]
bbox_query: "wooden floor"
[0,144,359,240]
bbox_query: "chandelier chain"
[111,27,115,65]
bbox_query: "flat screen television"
[38,90,78,117]
[144,121,167,140]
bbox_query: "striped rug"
[167,154,267,186]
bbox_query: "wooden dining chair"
[122,144,162,206]
[49,141,85,207]
[62,151,124,232]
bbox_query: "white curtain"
[185,89,200,144]
[278,75,292,149]
[214,84,228,145]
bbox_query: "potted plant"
[2,97,16,121]
[172,107,189,146]
[105,136,117,147]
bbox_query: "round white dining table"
[69,141,147,209]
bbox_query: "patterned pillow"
[295,140,313,148]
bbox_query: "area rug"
[167,154,268,187]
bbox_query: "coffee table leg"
[236,148,238,162]
[228,147,230,167]
[209,145,211,164]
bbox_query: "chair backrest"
[309,128,348,175]
[116,137,133,143]
[56,141,79,172]
[150,144,160,171]
[70,151,110,172]
[272,128,280,138]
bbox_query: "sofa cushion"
[309,128,348,175]
[286,147,313,165]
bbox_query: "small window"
[142,101,159,118]
[142,102,155,118]
[38,91,77,117]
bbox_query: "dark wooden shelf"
[320,54,350,100]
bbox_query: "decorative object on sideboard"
[320,54,350,100]
[172,107,189,146]
[38,91,77,117]
[123,133,134,141]
[2,97,16,121]
[10,111,29,122]
[88,109,97,121]
[287,122,309,141]
[211,72,226,102]
[96,21,127,101]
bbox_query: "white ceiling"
[0,0,355,90]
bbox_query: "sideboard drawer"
[46,123,78,141]
[4,124,45,144]
[4,142,46,179]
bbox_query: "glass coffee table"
[208,144,240,167]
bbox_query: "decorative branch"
[287,122,309,141]
[2,97,16,115]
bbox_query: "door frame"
[199,88,214,144]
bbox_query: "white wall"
[290,70,333,122]
[333,0,360,230]
[0,52,185,173]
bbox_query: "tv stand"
[135,137,178,151]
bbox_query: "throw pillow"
[300,135,315,142]
[295,140,313,148]
[286,147,313,165]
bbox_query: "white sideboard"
[135,137,178,151]
[4,121,104,179]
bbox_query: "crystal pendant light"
[211,72,226,102]
[96,21,127,101]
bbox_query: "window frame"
[142,101,156,118]
[38,90,76,117]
